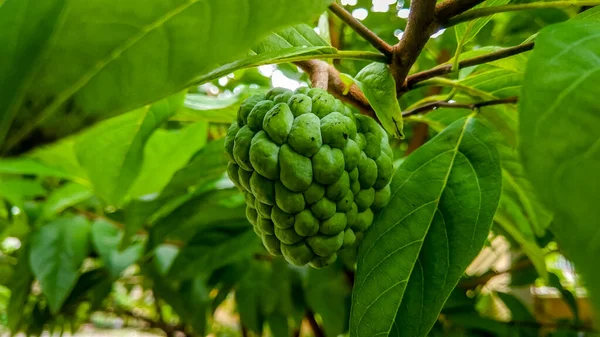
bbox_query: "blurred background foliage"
[0,0,597,336]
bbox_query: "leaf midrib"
[354,116,474,337]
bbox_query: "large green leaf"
[350,115,502,337]
[29,215,91,313]
[354,62,404,138]
[74,93,185,206]
[91,219,144,278]
[128,120,208,198]
[0,0,67,146]
[0,0,333,152]
[519,20,600,315]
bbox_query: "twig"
[391,0,438,91]
[295,60,378,121]
[402,96,518,117]
[444,1,600,26]
[329,3,393,57]
[306,310,326,337]
[404,42,534,89]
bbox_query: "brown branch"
[329,3,393,57]
[404,42,534,90]
[306,310,326,337]
[402,96,518,117]
[391,0,438,91]
[295,60,378,121]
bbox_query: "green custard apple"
[225,87,394,268]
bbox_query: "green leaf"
[41,182,93,219]
[129,120,208,198]
[0,0,67,146]
[153,244,180,276]
[29,138,90,184]
[236,261,270,333]
[91,219,144,278]
[0,178,46,207]
[350,115,502,337]
[75,93,185,205]
[454,0,510,44]
[519,20,600,316]
[0,158,72,179]
[29,215,91,313]
[354,62,404,138]
[7,242,33,332]
[305,266,351,337]
[168,228,261,279]
[172,94,244,124]
[267,313,290,337]
[160,139,229,197]
[0,0,333,151]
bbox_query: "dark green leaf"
[29,215,91,313]
[0,0,333,151]
[354,62,404,138]
[267,313,290,337]
[351,115,502,337]
[75,92,185,206]
[168,228,261,279]
[305,266,351,337]
[236,261,271,333]
[91,219,144,278]
[519,20,600,315]
[0,0,67,146]
[7,242,33,332]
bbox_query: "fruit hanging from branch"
[225,87,394,268]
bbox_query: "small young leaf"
[520,20,600,317]
[91,219,144,278]
[454,0,510,45]
[354,62,404,138]
[350,115,502,337]
[7,242,33,332]
[29,215,91,313]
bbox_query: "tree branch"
[329,3,393,57]
[402,96,518,117]
[443,1,600,26]
[391,0,439,90]
[404,42,534,89]
[295,60,378,121]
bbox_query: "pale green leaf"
[91,219,144,278]
[29,215,91,313]
[74,93,185,205]
[129,120,208,198]
[0,179,46,207]
[0,0,333,151]
[354,62,404,138]
[350,115,502,337]
[519,20,600,316]
[42,182,93,219]
[29,138,89,185]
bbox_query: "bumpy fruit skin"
[225,87,394,268]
